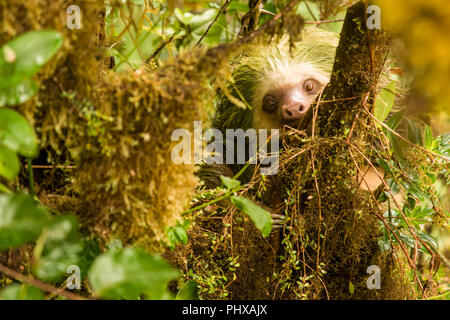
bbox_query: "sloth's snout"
[281,102,308,123]
[280,88,310,124]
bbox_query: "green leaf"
[377,238,391,252]
[228,2,249,12]
[349,281,355,296]
[220,175,240,190]
[296,1,320,21]
[176,280,199,300]
[383,208,400,227]
[385,110,404,130]
[201,13,225,44]
[0,146,20,180]
[190,9,218,31]
[88,247,180,299]
[0,284,44,300]
[0,30,63,86]
[174,8,192,26]
[405,117,423,146]
[424,125,433,150]
[230,196,272,237]
[374,82,396,124]
[33,216,83,283]
[387,131,405,160]
[403,181,427,202]
[0,78,38,107]
[166,220,190,250]
[106,238,123,251]
[0,108,38,158]
[0,182,12,194]
[435,133,449,156]
[77,239,101,280]
[417,231,438,255]
[0,193,49,249]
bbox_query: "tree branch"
[301,1,391,137]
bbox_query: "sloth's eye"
[304,79,316,93]
[262,94,278,112]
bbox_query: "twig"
[26,159,35,198]
[236,0,302,46]
[347,141,437,262]
[304,19,344,25]
[0,263,87,300]
[347,148,424,291]
[145,33,176,63]
[196,0,231,47]
[362,104,450,162]
[260,8,275,16]
[303,0,317,21]
[25,165,77,170]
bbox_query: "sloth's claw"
[271,213,285,230]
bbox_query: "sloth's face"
[252,61,329,131]
[261,78,323,127]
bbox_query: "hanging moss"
[0,0,238,248]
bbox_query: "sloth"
[198,27,397,229]
[214,27,338,133]
[199,27,339,187]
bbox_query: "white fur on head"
[248,28,338,131]
[253,60,330,130]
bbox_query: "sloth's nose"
[281,102,308,122]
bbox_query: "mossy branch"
[301,1,391,137]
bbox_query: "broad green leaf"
[220,175,240,190]
[174,8,192,26]
[0,284,44,300]
[0,146,20,180]
[0,78,38,107]
[176,280,199,300]
[374,82,396,124]
[202,13,225,44]
[33,216,83,283]
[385,110,404,131]
[231,196,272,237]
[88,247,180,300]
[0,108,38,158]
[0,193,49,249]
[166,220,190,250]
[190,9,218,31]
[0,30,63,86]
[77,239,101,280]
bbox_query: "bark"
[301,1,391,137]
